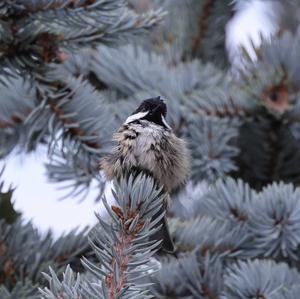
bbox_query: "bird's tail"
[150,206,175,254]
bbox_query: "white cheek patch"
[125,111,149,124]
[162,115,172,130]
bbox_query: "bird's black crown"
[132,96,168,127]
[135,96,167,117]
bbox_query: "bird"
[101,96,190,253]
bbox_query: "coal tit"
[101,96,190,252]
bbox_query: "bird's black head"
[125,96,170,129]
[135,96,167,118]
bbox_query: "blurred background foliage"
[2,0,300,298]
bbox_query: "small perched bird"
[101,96,190,252]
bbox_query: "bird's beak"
[157,96,165,103]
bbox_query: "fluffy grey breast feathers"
[101,96,190,193]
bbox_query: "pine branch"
[0,72,114,197]
[0,76,35,129]
[0,219,89,291]
[197,1,232,67]
[39,266,82,299]
[185,85,256,119]
[222,259,300,299]
[148,257,184,298]
[1,73,111,198]
[249,183,300,259]
[0,75,39,155]
[172,178,300,261]
[0,282,40,299]
[175,216,250,257]
[151,177,300,297]
[191,0,215,57]
[40,174,166,299]
[187,116,240,183]
[149,253,223,298]
[81,174,164,298]
[0,0,165,74]
[38,77,112,197]
[179,254,221,299]
[143,0,232,67]
[73,44,230,129]
[195,178,252,223]
[0,0,164,196]
[34,76,109,152]
[1,0,112,15]
[271,285,300,299]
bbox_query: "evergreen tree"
[2,0,300,298]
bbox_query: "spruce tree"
[1,1,300,298]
